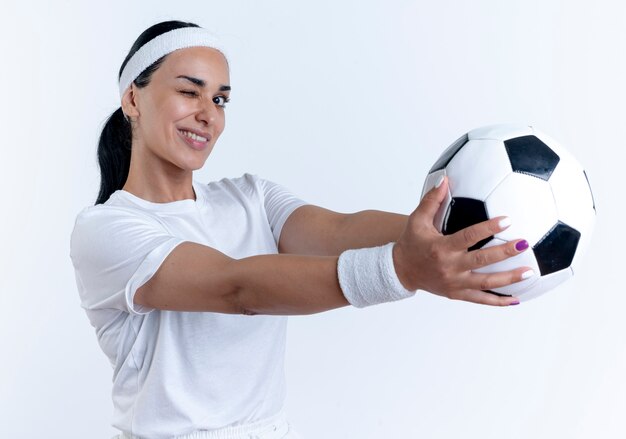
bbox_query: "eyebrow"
[176,75,231,91]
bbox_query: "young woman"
[69,19,531,439]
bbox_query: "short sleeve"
[69,206,186,316]
[254,175,309,245]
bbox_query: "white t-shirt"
[69,173,308,438]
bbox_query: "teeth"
[180,130,208,142]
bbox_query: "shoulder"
[70,204,166,256]
[204,172,266,198]
[69,203,183,281]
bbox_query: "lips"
[177,128,212,150]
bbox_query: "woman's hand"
[392,176,532,306]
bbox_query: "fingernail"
[515,240,529,252]
[509,300,520,306]
[498,217,511,229]
[521,269,535,280]
[435,175,445,188]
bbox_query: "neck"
[122,143,196,203]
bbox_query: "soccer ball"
[421,123,596,302]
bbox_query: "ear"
[121,83,140,119]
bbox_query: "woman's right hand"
[392,176,533,306]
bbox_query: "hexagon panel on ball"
[486,172,558,246]
[445,138,513,201]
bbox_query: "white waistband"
[117,410,289,439]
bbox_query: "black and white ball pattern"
[421,124,596,301]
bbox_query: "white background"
[1,1,624,438]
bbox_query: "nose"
[197,100,220,126]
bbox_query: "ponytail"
[95,107,132,205]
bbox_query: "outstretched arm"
[136,178,528,316]
[137,207,407,316]
[278,205,409,256]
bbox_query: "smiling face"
[122,46,230,172]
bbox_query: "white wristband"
[337,242,418,308]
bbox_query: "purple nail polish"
[509,301,520,306]
[515,240,529,252]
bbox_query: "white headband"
[118,27,227,99]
